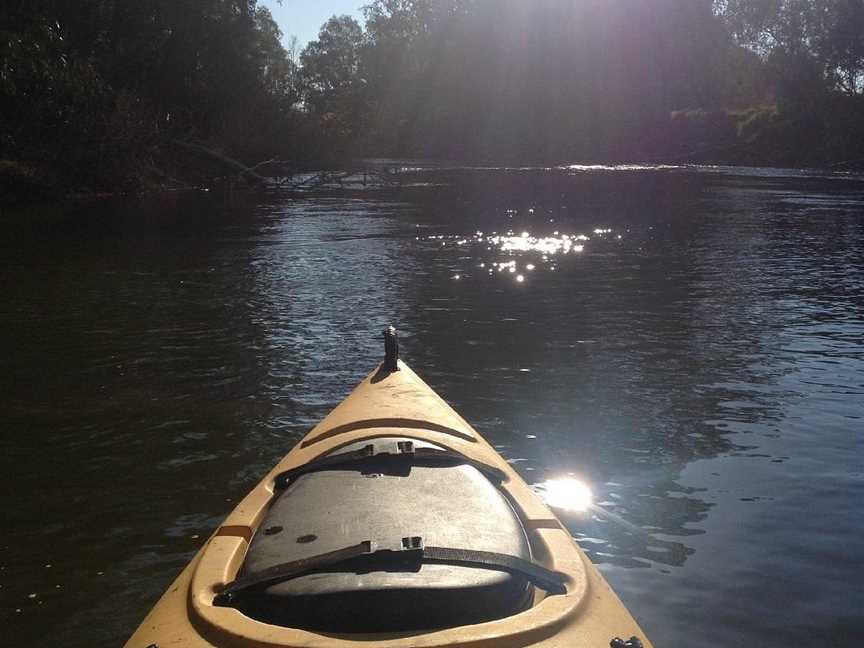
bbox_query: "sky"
[260,0,365,50]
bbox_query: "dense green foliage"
[1,0,300,196]
[2,0,863,200]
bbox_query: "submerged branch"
[166,139,268,184]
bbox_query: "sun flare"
[535,477,593,513]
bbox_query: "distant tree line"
[2,0,863,200]
[302,0,864,165]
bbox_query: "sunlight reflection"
[495,232,587,255]
[422,226,619,283]
[562,164,684,172]
[534,477,593,513]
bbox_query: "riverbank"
[4,100,864,208]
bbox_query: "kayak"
[125,330,651,648]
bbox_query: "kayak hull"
[125,361,652,648]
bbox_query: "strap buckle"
[360,440,415,457]
[363,536,425,566]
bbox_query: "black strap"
[214,540,375,605]
[213,537,567,606]
[421,546,567,594]
[273,442,508,488]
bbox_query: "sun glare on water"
[420,225,621,285]
[535,477,593,513]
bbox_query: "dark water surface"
[2,166,863,647]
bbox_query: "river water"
[2,165,863,647]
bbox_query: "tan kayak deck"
[125,361,651,648]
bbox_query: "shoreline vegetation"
[3,1,863,206]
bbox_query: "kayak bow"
[125,332,651,648]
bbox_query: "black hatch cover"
[234,437,533,632]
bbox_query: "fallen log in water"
[166,139,268,184]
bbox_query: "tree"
[1,0,306,195]
[716,0,864,95]
[346,0,745,160]
[299,15,367,149]
[824,0,864,94]
[301,16,365,112]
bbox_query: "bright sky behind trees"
[260,0,364,48]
